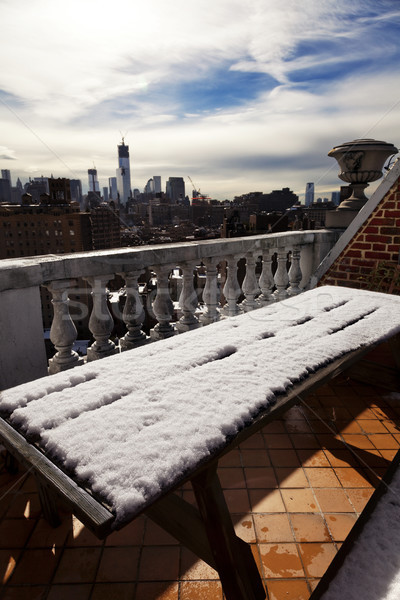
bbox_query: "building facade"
[305,182,315,207]
[166,177,185,203]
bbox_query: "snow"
[1,286,400,525]
[320,456,400,600]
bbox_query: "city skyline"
[0,0,400,200]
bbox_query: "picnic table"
[1,286,399,600]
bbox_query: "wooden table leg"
[191,463,266,600]
[36,478,61,528]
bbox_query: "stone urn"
[328,138,398,210]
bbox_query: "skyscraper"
[116,139,132,205]
[166,177,185,203]
[109,177,118,200]
[305,182,314,207]
[88,169,100,193]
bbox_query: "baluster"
[84,275,117,361]
[176,261,200,333]
[118,269,148,349]
[150,264,177,340]
[258,251,275,305]
[273,248,289,301]
[287,247,302,296]
[223,255,241,317]
[200,257,221,325]
[46,279,84,374]
[241,252,260,312]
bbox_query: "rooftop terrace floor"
[1,371,399,600]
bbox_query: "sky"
[0,0,400,201]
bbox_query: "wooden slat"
[0,418,114,538]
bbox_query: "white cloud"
[0,0,399,198]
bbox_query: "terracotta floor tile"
[290,434,319,449]
[262,421,287,434]
[138,546,180,581]
[308,419,334,434]
[269,449,300,467]
[249,489,285,513]
[331,407,357,421]
[0,549,21,584]
[380,449,399,461]
[233,515,257,543]
[309,578,321,591]
[47,584,92,600]
[10,548,58,584]
[67,516,103,546]
[318,394,346,407]
[267,578,310,600]
[349,407,377,420]
[281,489,319,513]
[315,434,344,449]
[298,543,337,578]
[340,434,375,450]
[244,467,278,489]
[91,582,136,599]
[356,449,389,469]
[357,419,391,434]
[346,488,374,512]
[144,521,180,546]
[283,406,305,420]
[240,449,270,467]
[53,547,101,584]
[223,489,251,513]
[284,420,312,434]
[218,468,246,489]
[0,518,36,548]
[264,434,293,449]
[182,490,197,507]
[368,433,399,449]
[27,517,71,549]
[5,585,52,599]
[239,433,265,449]
[314,489,354,513]
[180,581,223,600]
[304,467,341,488]
[5,493,42,520]
[370,405,398,420]
[253,514,294,543]
[259,543,305,578]
[218,449,241,467]
[180,548,219,580]
[380,420,400,434]
[135,581,179,600]
[334,420,363,434]
[96,546,140,582]
[333,468,373,488]
[290,514,330,542]
[105,516,145,546]
[325,514,357,541]
[323,448,359,468]
[296,450,330,468]
[275,468,309,488]
[301,407,329,422]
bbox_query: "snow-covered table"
[1,286,400,600]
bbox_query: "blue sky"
[0,0,400,200]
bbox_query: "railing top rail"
[0,229,339,292]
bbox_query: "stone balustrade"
[0,230,341,390]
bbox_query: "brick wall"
[319,176,400,294]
